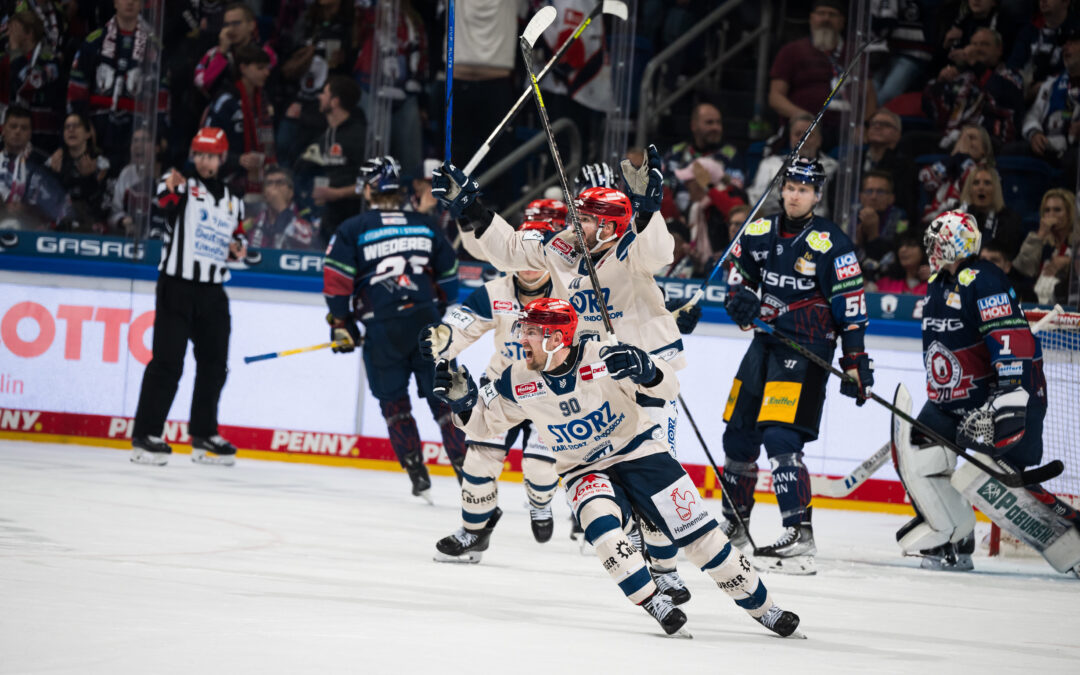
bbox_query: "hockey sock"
[428,397,467,464]
[1026,484,1080,531]
[685,528,774,618]
[765,437,811,527]
[639,514,678,570]
[460,446,504,531]
[380,398,422,467]
[579,497,655,604]
[522,456,558,509]
[720,459,758,519]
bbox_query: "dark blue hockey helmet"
[574,162,617,192]
[360,155,402,194]
[784,156,827,193]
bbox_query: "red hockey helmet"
[519,219,556,234]
[191,127,228,156]
[575,186,632,238]
[523,198,567,230]
[513,298,578,347]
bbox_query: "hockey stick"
[679,39,878,311]
[809,442,891,498]
[463,0,628,175]
[676,393,758,552]
[243,340,356,364]
[520,10,617,343]
[749,318,1064,488]
[445,0,455,160]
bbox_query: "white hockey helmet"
[924,210,982,273]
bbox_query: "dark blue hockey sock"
[428,397,466,464]
[380,397,422,467]
[720,459,758,519]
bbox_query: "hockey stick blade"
[602,0,628,20]
[810,442,891,498]
[522,6,557,48]
[1018,459,1064,486]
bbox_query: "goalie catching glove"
[958,385,1029,454]
[599,343,658,385]
[432,359,478,414]
[839,352,874,406]
[431,162,480,221]
[619,144,664,214]
[326,313,361,353]
[419,323,453,361]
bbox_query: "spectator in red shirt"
[868,232,930,295]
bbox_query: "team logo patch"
[744,218,771,236]
[579,362,609,380]
[806,231,833,253]
[958,268,979,286]
[833,251,860,280]
[946,292,962,310]
[521,230,545,242]
[925,341,975,401]
[514,381,547,400]
[651,474,712,539]
[977,293,1012,321]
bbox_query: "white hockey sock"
[461,446,504,531]
[522,456,558,509]
[686,528,773,618]
[580,497,656,604]
[639,515,678,570]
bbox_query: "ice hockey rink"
[2,440,1078,674]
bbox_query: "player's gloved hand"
[724,286,760,328]
[419,323,452,361]
[665,298,702,334]
[599,343,658,384]
[432,359,478,414]
[839,352,874,406]
[326,313,361,353]
[431,161,479,221]
[958,385,1030,454]
[620,144,664,213]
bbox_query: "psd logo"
[833,251,861,280]
[977,293,1012,321]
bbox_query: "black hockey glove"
[419,323,452,361]
[957,385,1029,455]
[665,298,702,334]
[620,144,664,214]
[432,359,478,414]
[839,352,874,406]
[327,313,361,353]
[600,343,658,385]
[724,286,760,328]
[431,161,479,220]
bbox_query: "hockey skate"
[568,515,593,555]
[639,590,691,638]
[191,435,237,466]
[434,508,503,563]
[754,604,805,639]
[720,515,751,551]
[529,505,553,543]
[131,435,172,466]
[651,567,691,606]
[402,452,433,504]
[754,509,816,575]
[918,534,974,572]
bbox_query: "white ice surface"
[1,440,1078,674]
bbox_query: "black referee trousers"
[133,274,231,439]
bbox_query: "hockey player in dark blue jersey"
[893,211,1080,574]
[322,156,466,502]
[720,157,874,575]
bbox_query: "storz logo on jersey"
[570,288,616,317]
[547,401,624,446]
[514,381,547,400]
[977,293,1012,322]
[763,270,816,290]
[834,252,861,280]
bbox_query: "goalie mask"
[512,298,578,370]
[575,186,633,246]
[522,198,567,231]
[924,210,981,273]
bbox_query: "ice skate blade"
[784,629,808,639]
[754,554,816,576]
[665,627,693,639]
[414,489,434,505]
[191,449,236,466]
[130,449,169,466]
[433,550,483,564]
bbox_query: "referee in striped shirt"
[131,128,246,467]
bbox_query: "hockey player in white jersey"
[431,298,802,638]
[422,219,560,554]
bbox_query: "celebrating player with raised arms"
[893,211,1080,575]
[431,298,803,638]
[720,157,873,575]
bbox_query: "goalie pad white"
[952,456,1080,574]
[892,383,976,552]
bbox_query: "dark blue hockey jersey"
[921,258,1046,413]
[323,209,459,322]
[728,214,869,351]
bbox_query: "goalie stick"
[809,442,891,498]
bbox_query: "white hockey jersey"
[463,211,686,370]
[458,340,678,482]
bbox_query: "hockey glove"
[600,343,658,385]
[327,313,361,353]
[431,161,479,221]
[666,298,702,334]
[419,323,452,361]
[724,286,760,328]
[839,352,874,406]
[620,144,664,214]
[432,359,478,414]
[958,385,1030,455]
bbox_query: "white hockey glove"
[418,323,452,361]
[432,359,478,414]
[958,386,1030,455]
[619,144,664,213]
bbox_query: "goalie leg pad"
[460,445,504,530]
[953,457,1080,574]
[522,456,558,509]
[578,494,656,604]
[684,528,774,618]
